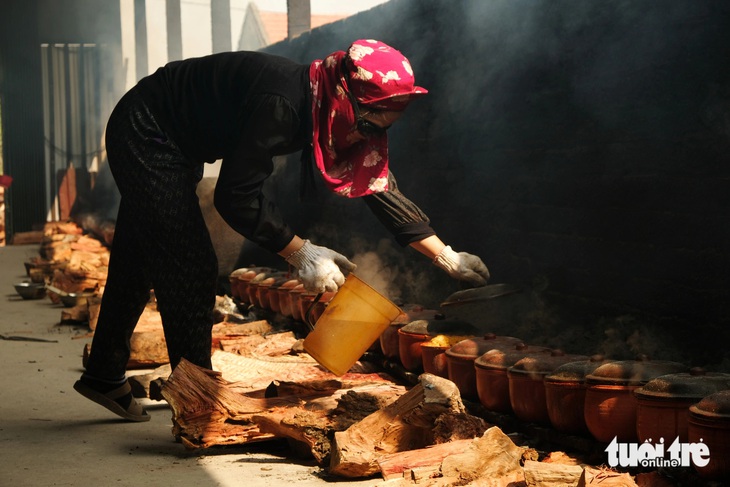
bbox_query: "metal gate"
[40,43,115,221]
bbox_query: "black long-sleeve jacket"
[136,51,435,253]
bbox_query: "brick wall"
[263,0,730,367]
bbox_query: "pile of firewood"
[19,221,110,325]
[41,221,109,295]
[153,345,652,487]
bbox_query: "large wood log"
[161,358,302,448]
[252,381,407,463]
[328,373,487,478]
[160,356,406,452]
[439,426,526,485]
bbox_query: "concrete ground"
[0,243,383,487]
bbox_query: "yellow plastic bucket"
[303,274,402,376]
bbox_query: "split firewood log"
[252,381,407,463]
[160,357,406,451]
[210,320,273,348]
[44,221,83,236]
[65,250,109,281]
[129,364,172,398]
[376,439,474,481]
[161,358,301,448]
[438,426,526,485]
[328,373,488,478]
[60,303,90,323]
[523,460,584,487]
[578,467,638,486]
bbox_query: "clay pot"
[688,390,730,480]
[507,350,590,425]
[254,272,288,310]
[473,343,551,411]
[544,356,610,435]
[448,335,530,402]
[379,306,440,360]
[228,267,258,301]
[398,318,479,373]
[234,266,276,305]
[241,268,279,307]
[285,284,306,321]
[421,333,478,378]
[584,358,688,443]
[246,272,269,308]
[269,278,299,315]
[635,369,730,444]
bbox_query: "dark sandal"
[74,380,151,422]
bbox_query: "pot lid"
[544,355,610,383]
[635,369,730,400]
[249,270,279,285]
[392,306,442,325]
[473,343,552,369]
[273,278,301,290]
[440,283,522,308]
[585,359,688,386]
[689,389,730,419]
[400,319,479,337]
[445,334,525,360]
[508,350,591,377]
[230,266,274,281]
[422,334,475,349]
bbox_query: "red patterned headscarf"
[309,39,428,198]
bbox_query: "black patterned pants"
[84,87,218,381]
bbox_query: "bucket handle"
[304,292,323,331]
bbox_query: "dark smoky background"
[257,0,730,368]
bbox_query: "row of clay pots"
[581,360,730,480]
[383,322,730,480]
[228,267,334,324]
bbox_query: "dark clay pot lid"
[544,356,611,383]
[635,369,730,400]
[689,389,730,418]
[392,306,442,325]
[445,334,525,360]
[400,319,481,337]
[586,359,688,386]
[508,350,591,377]
[473,343,552,369]
[440,283,522,307]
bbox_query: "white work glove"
[433,246,490,287]
[285,239,357,293]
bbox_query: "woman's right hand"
[284,239,357,293]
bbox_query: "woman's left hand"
[433,246,490,287]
